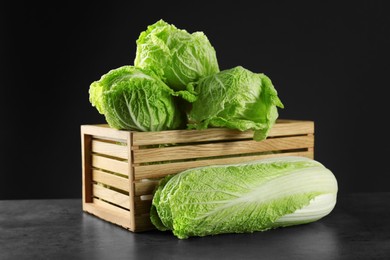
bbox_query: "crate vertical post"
[127,131,136,231]
[81,130,92,204]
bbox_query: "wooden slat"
[271,120,314,137]
[92,184,130,209]
[131,119,314,146]
[93,169,129,192]
[81,124,128,141]
[92,140,128,159]
[92,198,130,215]
[83,199,131,230]
[92,155,128,176]
[134,150,313,180]
[134,180,160,196]
[133,135,314,164]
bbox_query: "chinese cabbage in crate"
[151,156,338,239]
[188,66,284,141]
[89,66,194,131]
[134,19,220,90]
[88,19,284,141]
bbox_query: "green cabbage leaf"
[151,156,338,239]
[134,19,220,90]
[187,66,284,141]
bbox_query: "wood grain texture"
[133,150,313,181]
[92,169,129,192]
[84,199,131,230]
[133,135,314,164]
[92,184,130,210]
[131,119,314,145]
[92,140,128,159]
[92,155,129,176]
[81,125,128,141]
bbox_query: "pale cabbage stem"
[275,193,337,224]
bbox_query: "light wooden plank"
[93,184,130,209]
[92,155,129,176]
[92,140,128,159]
[131,119,314,146]
[271,120,314,137]
[92,198,130,217]
[133,135,314,164]
[93,169,129,192]
[134,150,313,180]
[81,125,128,141]
[133,128,252,146]
[134,180,160,196]
[83,200,131,230]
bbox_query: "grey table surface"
[0,192,389,260]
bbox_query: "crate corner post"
[127,131,136,231]
[81,125,93,210]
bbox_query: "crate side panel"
[132,128,253,146]
[127,132,136,231]
[270,120,314,136]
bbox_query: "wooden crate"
[81,119,314,232]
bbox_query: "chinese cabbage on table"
[151,156,338,239]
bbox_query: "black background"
[1,1,389,199]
